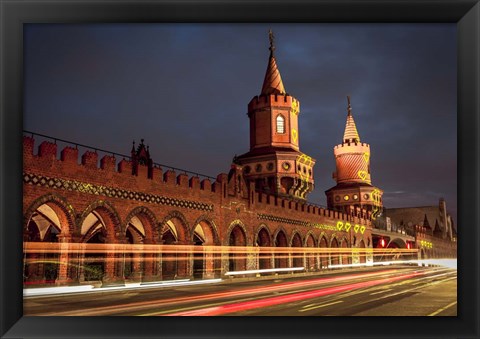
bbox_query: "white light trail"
[24,278,223,297]
[328,259,457,270]
[225,267,305,276]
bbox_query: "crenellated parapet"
[248,94,300,114]
[23,135,371,232]
[23,137,219,199]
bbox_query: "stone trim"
[23,172,213,212]
[257,213,338,231]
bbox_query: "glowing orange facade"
[326,97,384,218]
[235,37,315,201]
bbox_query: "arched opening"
[256,227,272,271]
[305,234,316,271]
[192,220,220,279]
[358,240,366,264]
[330,238,340,266]
[79,203,122,285]
[340,238,350,265]
[291,233,303,268]
[319,236,329,269]
[274,230,288,270]
[124,216,146,282]
[83,225,106,282]
[192,225,205,279]
[228,225,247,272]
[161,220,179,280]
[24,203,63,285]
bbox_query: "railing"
[24,130,217,181]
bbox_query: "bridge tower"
[235,30,316,201]
[325,97,383,219]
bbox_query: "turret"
[235,30,315,201]
[326,97,383,219]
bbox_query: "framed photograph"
[1,0,479,338]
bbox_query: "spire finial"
[347,95,352,116]
[343,95,360,143]
[268,29,275,53]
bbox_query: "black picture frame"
[1,0,478,338]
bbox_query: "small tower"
[325,97,383,218]
[235,31,316,201]
[131,139,153,179]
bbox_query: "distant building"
[384,198,457,258]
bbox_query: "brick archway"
[158,210,190,243]
[24,193,76,236]
[254,224,272,271]
[78,200,122,242]
[123,206,158,281]
[124,206,158,242]
[273,227,288,269]
[330,235,340,266]
[290,230,303,268]
[254,224,272,246]
[340,237,350,265]
[358,239,366,264]
[191,216,221,279]
[304,231,317,271]
[191,215,220,246]
[226,220,248,272]
[225,219,249,246]
[318,234,329,268]
[23,193,77,285]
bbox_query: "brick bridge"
[23,134,380,286]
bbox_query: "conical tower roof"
[343,96,361,143]
[261,30,286,96]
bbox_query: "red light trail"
[165,271,424,316]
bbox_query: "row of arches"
[24,195,221,285]
[226,223,367,274]
[23,194,369,286]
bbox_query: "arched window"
[276,115,285,134]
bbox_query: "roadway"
[23,265,457,316]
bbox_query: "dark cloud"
[24,23,457,223]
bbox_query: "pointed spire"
[423,214,431,228]
[343,96,361,143]
[261,30,286,96]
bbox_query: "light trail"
[225,267,305,275]
[327,259,457,270]
[23,279,222,297]
[33,268,406,316]
[23,241,419,255]
[165,271,425,316]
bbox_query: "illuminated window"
[276,115,285,134]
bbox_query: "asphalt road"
[24,265,457,316]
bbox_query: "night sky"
[24,24,457,223]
